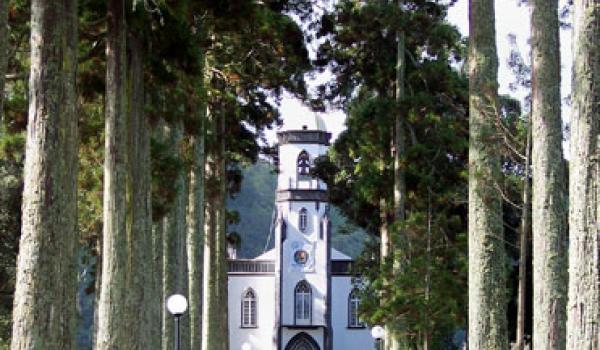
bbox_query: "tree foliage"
[312,0,470,346]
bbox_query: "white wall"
[331,276,374,350]
[279,200,329,327]
[228,275,276,350]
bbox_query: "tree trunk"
[467,0,507,348]
[95,0,128,348]
[0,0,8,129]
[566,1,599,349]
[390,0,407,347]
[215,113,229,350]
[162,120,187,350]
[11,0,78,348]
[187,111,206,349]
[141,104,159,349]
[151,219,164,350]
[530,1,568,348]
[153,118,168,350]
[201,110,223,350]
[125,33,154,349]
[379,198,395,350]
[516,119,531,350]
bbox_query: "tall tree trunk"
[96,0,127,350]
[187,110,206,350]
[0,0,8,129]
[11,0,78,348]
[530,1,568,348]
[151,220,164,350]
[379,198,395,350]
[467,0,507,348]
[215,113,229,350]
[390,0,407,348]
[95,0,128,348]
[567,1,599,349]
[162,120,187,350]
[125,33,154,349]
[201,110,221,350]
[423,189,433,350]
[141,102,159,349]
[516,119,531,350]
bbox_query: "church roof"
[254,249,276,260]
[331,248,352,260]
[279,113,327,132]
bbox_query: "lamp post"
[371,325,385,350]
[166,294,188,350]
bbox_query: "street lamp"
[371,325,385,350]
[166,294,188,350]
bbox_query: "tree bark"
[567,1,599,349]
[215,113,229,350]
[516,119,531,350]
[201,109,222,350]
[124,33,155,349]
[390,0,407,347]
[467,0,507,348]
[11,0,78,348]
[0,0,8,129]
[530,1,568,348]
[151,219,164,350]
[187,111,206,350]
[162,120,187,350]
[95,0,128,348]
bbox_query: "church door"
[285,332,320,350]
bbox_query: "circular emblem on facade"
[294,250,309,265]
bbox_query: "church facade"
[227,116,374,350]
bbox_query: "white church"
[227,116,375,350]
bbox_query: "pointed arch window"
[348,289,364,328]
[241,288,257,328]
[299,208,308,233]
[295,280,312,324]
[297,151,311,176]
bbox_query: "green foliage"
[312,0,470,345]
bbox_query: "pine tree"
[95,0,128,348]
[187,89,206,350]
[201,108,220,350]
[124,32,155,350]
[11,0,78,348]
[390,0,407,348]
[314,0,468,347]
[566,1,599,349]
[162,119,188,350]
[467,0,507,348]
[530,0,568,348]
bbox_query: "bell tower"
[274,115,333,349]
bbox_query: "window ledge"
[347,325,366,329]
[240,325,258,329]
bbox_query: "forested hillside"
[227,161,368,259]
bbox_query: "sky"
[266,0,573,146]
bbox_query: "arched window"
[297,151,311,176]
[299,208,308,233]
[295,281,312,324]
[348,289,364,328]
[241,288,257,328]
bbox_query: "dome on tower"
[280,113,327,132]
